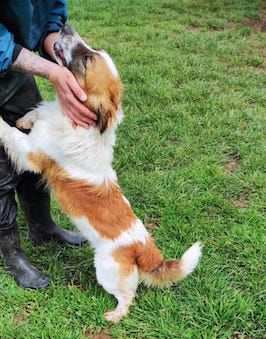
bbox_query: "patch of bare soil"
[231,192,249,209]
[13,302,36,326]
[144,216,160,232]
[244,0,266,32]
[13,312,28,326]
[224,152,241,174]
[84,330,111,339]
[231,332,251,339]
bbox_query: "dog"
[0,25,202,322]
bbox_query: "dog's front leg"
[0,117,38,173]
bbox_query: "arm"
[0,19,95,127]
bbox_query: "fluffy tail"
[137,240,202,287]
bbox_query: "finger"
[70,99,97,122]
[66,72,87,102]
[78,107,98,122]
[61,90,95,123]
[76,109,97,125]
[75,114,96,128]
[64,109,77,126]
[64,86,97,121]
[68,108,92,128]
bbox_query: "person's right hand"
[48,65,97,128]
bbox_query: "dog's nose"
[61,24,74,35]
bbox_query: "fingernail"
[80,94,87,101]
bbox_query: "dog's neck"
[59,105,121,185]
[35,100,120,186]
[63,121,118,185]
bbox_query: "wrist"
[47,63,61,83]
[12,48,59,80]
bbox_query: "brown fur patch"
[84,54,122,133]
[28,152,135,239]
[113,239,184,286]
[135,238,164,272]
[113,238,163,277]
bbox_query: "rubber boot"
[0,224,49,288]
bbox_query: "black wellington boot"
[0,224,49,289]
[17,172,86,246]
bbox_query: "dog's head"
[54,24,123,133]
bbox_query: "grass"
[1,0,266,338]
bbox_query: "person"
[0,1,97,289]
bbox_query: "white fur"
[74,216,147,322]
[0,38,144,322]
[95,250,138,323]
[0,44,202,322]
[14,100,118,185]
[180,242,203,277]
[73,216,148,251]
[0,106,202,322]
[0,107,139,321]
[99,50,119,77]
[0,119,33,172]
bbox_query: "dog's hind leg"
[94,251,139,323]
[0,117,38,173]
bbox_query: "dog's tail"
[137,239,202,287]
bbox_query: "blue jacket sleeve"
[39,0,67,60]
[0,23,21,72]
[46,0,67,34]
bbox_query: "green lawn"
[1,0,266,338]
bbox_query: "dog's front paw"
[16,118,33,130]
[16,112,37,130]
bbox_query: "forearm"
[11,48,57,79]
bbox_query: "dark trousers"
[0,71,44,230]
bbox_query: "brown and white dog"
[0,25,202,322]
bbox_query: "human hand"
[43,32,60,60]
[48,65,97,128]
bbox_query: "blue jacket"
[0,0,67,72]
